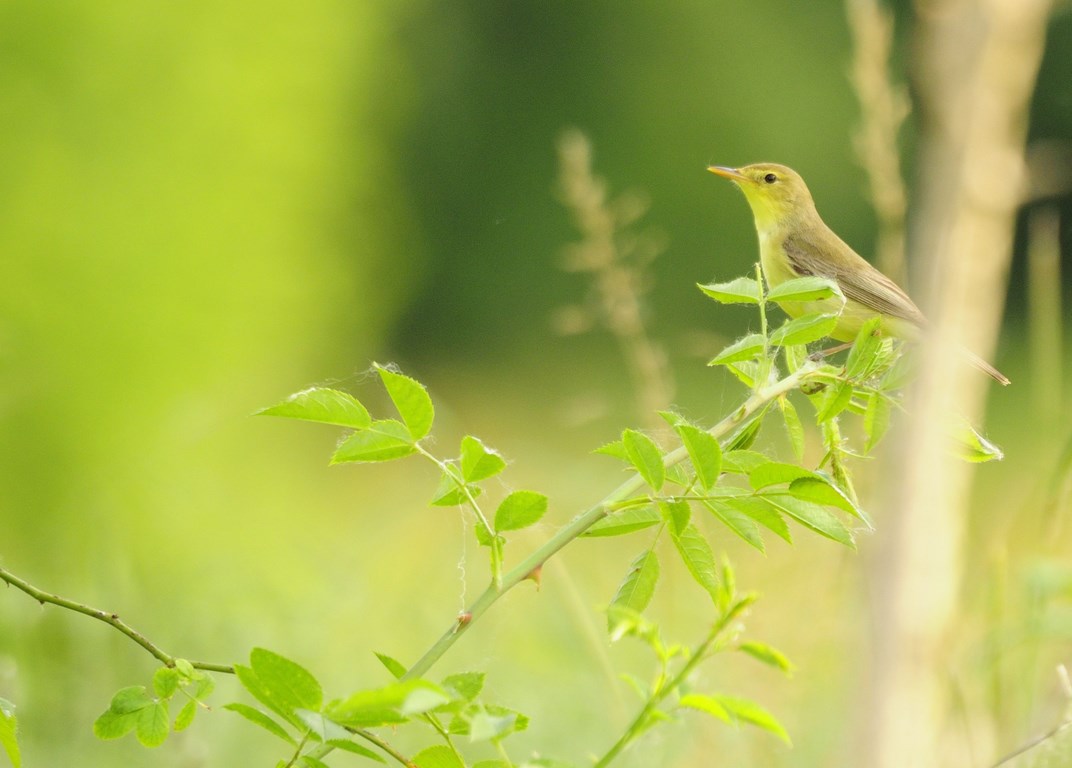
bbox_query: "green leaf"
[725,409,766,451]
[788,477,864,520]
[665,463,692,487]
[845,317,885,379]
[327,739,386,762]
[769,314,839,346]
[748,461,815,489]
[815,381,854,423]
[329,680,448,728]
[582,505,661,537]
[460,436,507,482]
[608,551,660,634]
[295,709,350,742]
[468,710,518,742]
[864,392,893,452]
[401,687,452,716]
[709,695,791,744]
[153,667,180,699]
[473,520,500,548]
[301,757,332,768]
[723,496,792,543]
[622,429,665,491]
[174,699,197,732]
[760,493,854,548]
[374,652,407,680]
[657,410,688,427]
[725,360,759,388]
[0,698,18,768]
[670,524,720,603]
[659,499,690,536]
[697,276,761,304]
[882,352,917,391]
[223,703,296,744]
[250,648,323,712]
[429,467,481,507]
[708,333,766,365]
[721,450,769,474]
[494,490,548,531]
[257,388,371,429]
[702,499,764,551]
[376,365,434,440]
[679,693,730,722]
[136,701,170,747]
[604,606,657,646]
[413,744,465,768]
[465,707,518,742]
[953,420,1004,463]
[332,419,415,463]
[109,686,154,714]
[779,398,805,460]
[765,275,842,304]
[193,675,215,699]
[93,709,138,741]
[675,424,722,491]
[442,672,485,702]
[739,641,795,675]
[593,439,628,461]
[474,762,511,768]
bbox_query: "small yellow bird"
[708,162,1010,386]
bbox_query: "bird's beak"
[707,165,748,183]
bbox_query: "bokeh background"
[2,1,1071,766]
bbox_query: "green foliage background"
[1,1,1070,766]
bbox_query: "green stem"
[414,444,504,586]
[756,262,771,389]
[592,596,755,768]
[0,566,233,674]
[402,362,819,681]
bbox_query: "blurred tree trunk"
[865,0,1053,766]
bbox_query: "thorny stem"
[0,566,233,674]
[401,362,822,681]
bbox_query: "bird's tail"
[962,348,1011,386]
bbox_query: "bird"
[707,162,1010,386]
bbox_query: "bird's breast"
[756,229,803,288]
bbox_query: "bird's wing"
[782,230,926,325]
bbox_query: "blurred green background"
[2,1,1071,766]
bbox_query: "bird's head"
[707,163,817,231]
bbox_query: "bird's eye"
[763,173,778,184]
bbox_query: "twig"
[592,596,754,768]
[0,566,233,674]
[401,361,821,681]
[990,720,1072,767]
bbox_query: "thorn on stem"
[524,564,543,589]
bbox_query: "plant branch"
[593,596,755,768]
[401,361,821,681]
[0,566,234,674]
